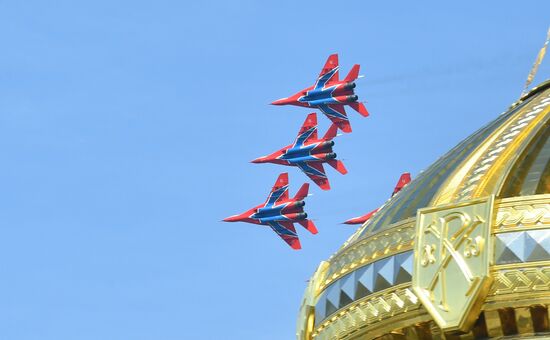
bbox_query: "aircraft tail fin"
[319,54,339,79]
[350,102,369,117]
[392,172,412,196]
[294,183,309,201]
[292,113,318,147]
[328,160,348,175]
[344,64,360,82]
[323,123,339,141]
[298,220,318,234]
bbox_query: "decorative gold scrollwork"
[464,236,484,258]
[421,244,437,266]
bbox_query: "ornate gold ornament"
[311,284,423,339]
[412,196,494,333]
[495,195,550,232]
[298,82,550,339]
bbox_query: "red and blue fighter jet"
[223,173,317,250]
[271,54,369,133]
[344,172,412,225]
[251,113,346,190]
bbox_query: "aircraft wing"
[314,54,339,90]
[318,104,351,133]
[268,221,301,250]
[297,162,330,190]
[292,113,318,148]
[264,173,289,208]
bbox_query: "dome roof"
[297,80,550,339]
[347,80,550,246]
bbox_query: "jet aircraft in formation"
[251,113,346,190]
[344,172,411,225]
[272,54,369,133]
[223,173,317,250]
[225,54,381,248]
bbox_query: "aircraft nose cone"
[251,157,267,163]
[223,215,241,222]
[271,98,291,105]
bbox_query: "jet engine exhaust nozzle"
[344,82,356,90]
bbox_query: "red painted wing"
[292,113,318,147]
[268,221,301,250]
[324,104,351,133]
[299,162,330,190]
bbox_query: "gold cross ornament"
[413,196,494,333]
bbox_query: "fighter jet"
[223,173,317,249]
[271,53,369,133]
[343,172,411,225]
[251,113,346,190]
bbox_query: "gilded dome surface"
[297,81,550,340]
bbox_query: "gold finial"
[521,27,550,97]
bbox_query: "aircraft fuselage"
[298,82,357,107]
[256,212,307,224]
[279,141,336,164]
[253,201,305,219]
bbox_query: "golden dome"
[297,80,550,339]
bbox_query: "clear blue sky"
[1,1,549,339]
